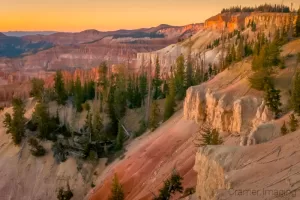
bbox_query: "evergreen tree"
[149,100,160,131]
[264,81,282,119]
[54,70,67,105]
[153,57,162,100]
[98,62,109,111]
[153,170,183,200]
[74,77,83,112]
[134,78,142,107]
[127,75,134,108]
[251,21,257,32]
[30,78,45,101]
[197,128,223,147]
[236,37,245,61]
[139,74,148,106]
[86,80,95,100]
[289,113,299,132]
[193,64,202,85]
[116,122,125,150]
[231,45,236,62]
[281,121,289,135]
[174,55,186,100]
[83,112,93,137]
[92,111,104,141]
[109,174,124,200]
[32,102,56,139]
[185,55,193,89]
[291,71,300,115]
[107,80,118,136]
[296,7,300,37]
[164,77,176,121]
[3,98,26,145]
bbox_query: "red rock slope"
[88,111,199,200]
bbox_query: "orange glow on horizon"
[0,0,298,32]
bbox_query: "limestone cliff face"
[183,86,272,137]
[244,12,295,29]
[204,13,250,31]
[193,146,238,200]
[193,130,300,200]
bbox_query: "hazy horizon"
[1,0,299,32]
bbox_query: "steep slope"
[188,39,300,200]
[0,99,107,200]
[136,12,293,72]
[88,111,198,200]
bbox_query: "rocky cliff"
[183,59,273,141]
[190,38,300,200]
[194,129,300,200]
[136,12,295,72]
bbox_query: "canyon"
[0,8,299,200]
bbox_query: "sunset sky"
[1,0,298,32]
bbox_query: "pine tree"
[92,111,104,141]
[107,79,118,136]
[291,71,300,115]
[109,174,124,200]
[74,77,83,112]
[164,77,176,121]
[154,170,183,200]
[295,7,300,37]
[30,78,45,101]
[32,102,56,139]
[98,62,109,111]
[54,70,67,105]
[153,57,162,100]
[3,98,26,145]
[185,54,193,89]
[264,81,282,119]
[281,121,289,135]
[196,128,223,147]
[83,112,93,134]
[193,63,202,85]
[126,75,134,108]
[116,122,125,150]
[149,100,160,131]
[174,55,185,100]
[236,37,245,61]
[139,74,148,106]
[289,113,299,132]
[231,45,236,62]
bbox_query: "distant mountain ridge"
[0,23,203,66]
[3,31,56,37]
[23,23,203,45]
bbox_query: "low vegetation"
[109,174,124,200]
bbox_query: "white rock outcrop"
[184,86,273,142]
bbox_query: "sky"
[0,0,298,32]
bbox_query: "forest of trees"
[221,4,291,13]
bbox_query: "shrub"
[57,187,73,200]
[182,187,196,197]
[52,142,67,163]
[28,138,46,157]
